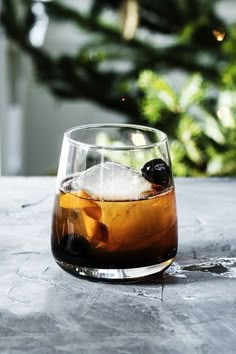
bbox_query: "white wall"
[0,29,9,175]
[24,82,126,175]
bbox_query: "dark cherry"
[60,233,91,256]
[141,158,170,187]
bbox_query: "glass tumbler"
[51,124,178,281]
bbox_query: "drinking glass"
[51,124,178,281]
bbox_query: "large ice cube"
[70,162,153,201]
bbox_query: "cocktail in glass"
[51,124,178,281]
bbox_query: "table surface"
[0,177,236,354]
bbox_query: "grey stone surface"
[0,177,236,354]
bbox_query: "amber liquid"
[51,183,178,270]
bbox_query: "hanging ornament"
[120,0,139,41]
[212,28,225,41]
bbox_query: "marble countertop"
[0,177,236,354]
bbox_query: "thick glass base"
[56,257,175,282]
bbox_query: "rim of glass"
[64,123,168,150]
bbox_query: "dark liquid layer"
[51,225,177,269]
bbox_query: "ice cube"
[70,162,153,201]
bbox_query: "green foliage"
[1,0,236,175]
[138,69,236,176]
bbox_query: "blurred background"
[0,0,236,176]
